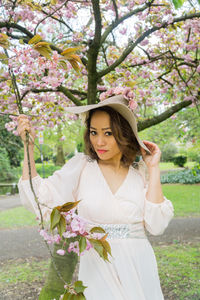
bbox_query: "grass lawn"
[0,258,49,285]
[162,184,200,217]
[159,161,195,171]
[154,243,200,300]
[0,244,199,300]
[0,206,37,228]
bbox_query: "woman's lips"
[97,150,108,154]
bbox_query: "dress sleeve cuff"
[144,197,174,235]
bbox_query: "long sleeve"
[137,160,174,236]
[144,197,174,235]
[18,153,87,221]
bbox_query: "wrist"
[148,165,160,175]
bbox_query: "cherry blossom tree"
[1,1,200,299]
[0,0,199,134]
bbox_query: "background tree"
[0,115,23,167]
[0,0,199,136]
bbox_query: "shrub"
[172,155,187,167]
[161,143,178,162]
[36,164,61,178]
[0,147,16,181]
[66,152,74,160]
[161,167,200,184]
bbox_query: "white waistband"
[86,222,146,239]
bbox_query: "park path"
[0,194,200,261]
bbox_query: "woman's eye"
[90,131,96,136]
[105,131,112,136]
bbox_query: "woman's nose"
[96,135,106,146]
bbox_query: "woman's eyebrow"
[90,126,111,130]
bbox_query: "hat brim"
[65,95,150,153]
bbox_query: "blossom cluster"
[39,208,105,257]
[99,87,138,111]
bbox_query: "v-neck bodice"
[94,160,131,197]
[76,159,146,224]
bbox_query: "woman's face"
[89,110,122,162]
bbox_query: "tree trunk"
[55,125,65,166]
[55,144,65,166]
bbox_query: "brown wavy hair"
[84,106,140,166]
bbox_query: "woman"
[18,94,174,300]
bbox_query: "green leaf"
[57,215,66,237]
[63,292,73,300]
[90,226,106,234]
[76,293,86,300]
[74,280,87,293]
[50,208,61,231]
[79,237,87,253]
[89,239,104,259]
[171,0,185,9]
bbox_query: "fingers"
[142,140,160,154]
[17,115,35,144]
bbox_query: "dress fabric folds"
[18,153,174,300]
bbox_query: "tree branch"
[34,0,69,35]
[101,3,150,45]
[0,22,33,38]
[57,86,83,106]
[21,87,87,101]
[112,0,119,20]
[98,12,200,79]
[138,100,193,131]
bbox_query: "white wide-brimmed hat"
[65,94,150,153]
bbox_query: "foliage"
[162,184,200,217]
[0,0,199,136]
[172,155,187,167]
[155,243,200,300]
[0,147,16,181]
[161,167,200,184]
[36,163,61,178]
[187,144,200,163]
[0,116,23,167]
[161,143,178,162]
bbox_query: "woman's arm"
[140,141,164,204]
[17,115,38,180]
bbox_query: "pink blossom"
[70,216,87,235]
[140,39,149,46]
[196,65,200,73]
[56,249,66,256]
[86,239,93,251]
[129,100,138,111]
[68,241,80,255]
[99,92,107,101]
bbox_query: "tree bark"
[55,125,65,166]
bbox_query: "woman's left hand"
[140,141,161,169]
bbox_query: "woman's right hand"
[17,115,36,145]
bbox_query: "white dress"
[18,153,174,300]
